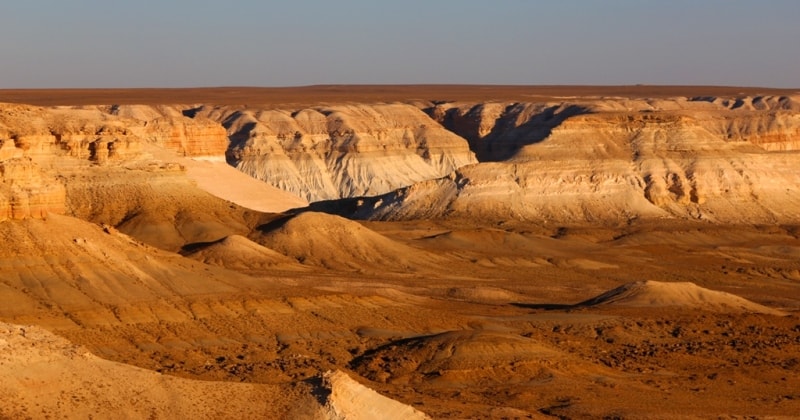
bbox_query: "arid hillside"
[1,86,799,419]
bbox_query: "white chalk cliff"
[329,95,800,224]
[197,103,478,202]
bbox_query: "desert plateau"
[1,85,800,419]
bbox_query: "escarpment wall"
[427,95,800,160]
[4,94,800,226]
[0,103,232,223]
[198,103,478,202]
[341,95,800,224]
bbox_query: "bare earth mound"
[578,280,788,315]
[184,234,306,272]
[254,212,444,272]
[352,329,603,386]
[0,214,267,327]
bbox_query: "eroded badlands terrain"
[1,86,799,418]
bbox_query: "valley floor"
[5,218,798,418]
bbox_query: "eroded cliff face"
[197,103,478,202]
[0,103,239,229]
[0,100,476,234]
[0,103,229,163]
[4,95,800,227]
[427,95,800,161]
[334,95,800,224]
[0,156,66,220]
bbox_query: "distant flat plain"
[2,84,797,107]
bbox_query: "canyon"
[0,85,799,418]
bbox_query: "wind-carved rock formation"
[332,95,800,224]
[201,103,477,202]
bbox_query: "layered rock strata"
[0,104,272,248]
[198,103,478,202]
[325,95,800,224]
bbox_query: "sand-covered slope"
[182,157,308,213]
[0,323,433,419]
[578,280,787,315]
[0,102,303,250]
[63,163,271,251]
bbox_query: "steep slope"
[63,163,271,251]
[199,103,477,202]
[337,95,800,225]
[182,157,308,213]
[0,156,66,220]
[428,95,800,160]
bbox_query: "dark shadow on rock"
[181,106,203,118]
[254,213,298,233]
[179,237,226,255]
[510,302,576,311]
[480,104,589,161]
[424,103,590,162]
[222,111,256,165]
[303,375,331,406]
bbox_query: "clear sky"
[1,0,798,88]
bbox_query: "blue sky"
[1,1,798,88]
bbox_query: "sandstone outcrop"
[0,103,294,248]
[427,95,800,160]
[4,94,800,231]
[199,103,477,202]
[0,103,229,162]
[0,157,66,221]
